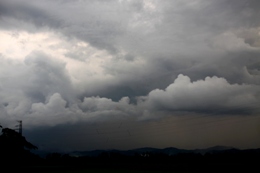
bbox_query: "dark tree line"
[39,149,260,172]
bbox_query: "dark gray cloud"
[24,52,74,101]
[1,0,260,151]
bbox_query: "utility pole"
[16,120,22,135]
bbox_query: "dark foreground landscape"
[1,127,260,172]
[6,146,260,173]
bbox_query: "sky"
[0,0,260,152]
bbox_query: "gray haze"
[0,0,260,152]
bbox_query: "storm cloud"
[0,0,260,151]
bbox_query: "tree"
[0,126,38,166]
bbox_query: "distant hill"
[67,145,237,157]
[192,145,237,155]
